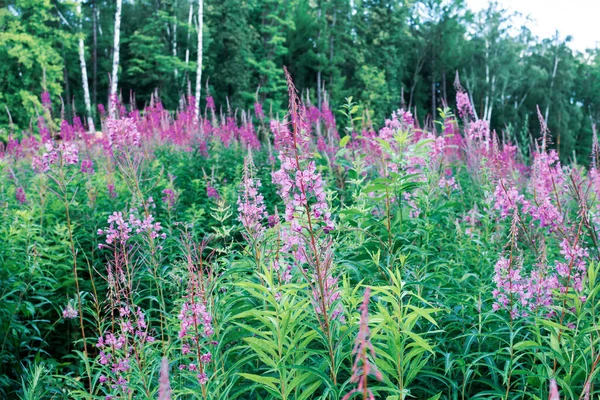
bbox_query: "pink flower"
[81,159,94,174]
[206,96,215,112]
[549,378,560,400]
[238,153,268,241]
[15,187,27,205]
[456,91,473,119]
[41,91,52,110]
[158,358,172,400]
[62,303,78,319]
[254,102,264,120]
[343,288,383,400]
[207,185,220,199]
[106,117,140,148]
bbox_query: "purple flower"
[158,358,172,400]
[108,183,117,198]
[200,352,211,364]
[15,187,27,205]
[456,91,473,119]
[238,153,268,241]
[207,185,220,199]
[41,91,51,110]
[197,373,208,385]
[106,117,140,148]
[81,159,94,174]
[162,188,177,209]
[206,96,215,112]
[254,102,264,120]
[62,303,78,319]
[343,288,383,400]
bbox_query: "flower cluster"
[162,188,178,210]
[456,91,473,119]
[80,159,94,174]
[272,159,334,233]
[106,117,141,148]
[32,141,79,172]
[206,184,220,199]
[98,210,165,248]
[254,102,264,120]
[238,154,268,242]
[178,288,214,384]
[343,288,383,400]
[15,187,27,205]
[96,306,154,397]
[62,302,78,319]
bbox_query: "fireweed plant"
[2,73,600,400]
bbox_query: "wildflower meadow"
[1,62,600,400]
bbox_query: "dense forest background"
[2,0,600,162]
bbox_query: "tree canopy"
[1,0,599,161]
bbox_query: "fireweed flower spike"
[549,378,560,400]
[238,152,268,242]
[158,357,172,400]
[269,67,343,384]
[343,288,383,400]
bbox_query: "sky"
[466,0,600,52]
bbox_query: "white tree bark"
[194,0,203,119]
[76,0,95,132]
[185,2,193,67]
[109,0,123,118]
[172,1,178,79]
[545,33,560,122]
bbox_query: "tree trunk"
[63,50,71,121]
[442,68,447,106]
[109,0,123,118]
[483,38,490,122]
[76,0,95,132]
[487,74,496,122]
[185,1,193,66]
[194,0,203,119]
[317,5,322,110]
[431,55,436,119]
[545,32,560,123]
[92,0,98,108]
[329,6,336,88]
[173,0,178,79]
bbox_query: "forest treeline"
[1,0,600,161]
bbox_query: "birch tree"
[76,0,95,132]
[109,0,123,118]
[194,0,203,119]
[185,1,193,67]
[172,0,178,79]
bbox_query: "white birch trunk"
[109,0,123,118]
[545,34,560,122]
[483,39,490,122]
[173,0,178,79]
[76,0,95,132]
[185,2,193,66]
[194,0,203,119]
